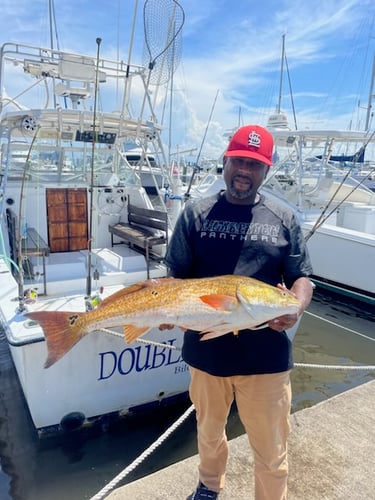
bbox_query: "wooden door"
[46,188,88,252]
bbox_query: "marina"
[0,288,374,500]
[1,0,375,440]
[1,3,375,499]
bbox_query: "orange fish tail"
[26,311,86,368]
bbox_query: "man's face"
[223,156,270,201]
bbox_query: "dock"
[107,379,375,499]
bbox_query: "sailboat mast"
[268,34,289,130]
[365,52,375,131]
[277,34,285,114]
[48,0,54,50]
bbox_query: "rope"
[91,312,374,499]
[100,307,375,351]
[295,362,375,370]
[304,310,375,343]
[101,326,375,370]
[88,358,375,500]
[295,311,375,369]
[99,328,180,350]
[89,403,195,500]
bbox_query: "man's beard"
[227,182,253,199]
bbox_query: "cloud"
[1,0,374,159]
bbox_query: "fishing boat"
[0,1,189,435]
[189,119,375,304]
[261,128,375,303]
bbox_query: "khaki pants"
[189,367,291,499]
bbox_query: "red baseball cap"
[224,125,274,166]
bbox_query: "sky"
[1,0,375,162]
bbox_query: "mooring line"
[89,403,195,500]
[304,310,375,342]
[99,328,178,350]
[92,321,375,500]
[294,362,375,370]
[88,354,375,500]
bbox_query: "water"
[0,289,374,500]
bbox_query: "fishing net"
[143,0,185,85]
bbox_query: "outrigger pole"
[86,37,102,298]
[185,89,220,199]
[17,128,40,312]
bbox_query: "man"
[164,125,313,499]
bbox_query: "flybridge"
[0,40,168,190]
[0,42,145,114]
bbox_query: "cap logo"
[248,130,261,148]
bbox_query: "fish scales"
[26,275,300,368]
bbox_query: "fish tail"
[26,311,86,368]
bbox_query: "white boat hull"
[303,221,375,300]
[1,259,189,431]
[261,128,375,303]
[9,329,189,431]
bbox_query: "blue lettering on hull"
[98,338,185,380]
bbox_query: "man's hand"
[159,324,175,330]
[268,279,313,332]
[268,313,299,332]
[159,324,187,332]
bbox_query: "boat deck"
[107,379,375,499]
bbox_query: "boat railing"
[0,41,146,86]
[0,41,153,124]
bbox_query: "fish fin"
[26,311,85,368]
[199,294,238,311]
[198,323,235,341]
[123,325,150,344]
[249,322,269,330]
[201,323,267,340]
[199,329,232,341]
